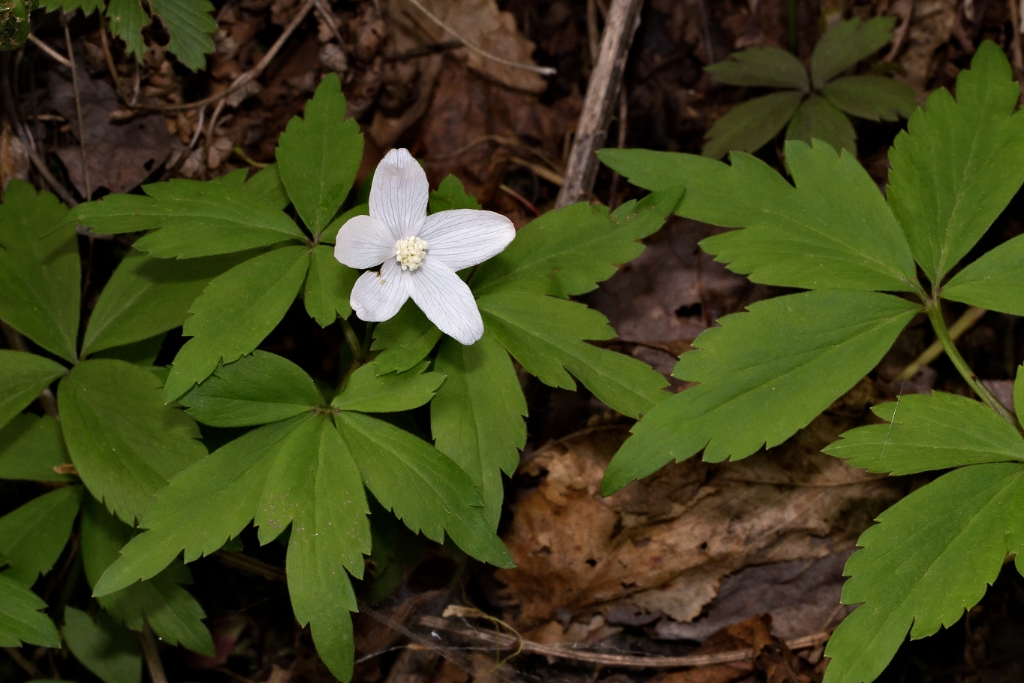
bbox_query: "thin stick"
[402,0,556,76]
[315,0,345,45]
[62,17,91,198]
[27,34,72,67]
[555,0,644,208]
[419,615,831,669]
[98,15,125,96]
[215,551,287,582]
[3,647,45,679]
[896,306,986,380]
[1009,0,1024,76]
[138,619,169,683]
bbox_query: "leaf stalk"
[925,300,1021,430]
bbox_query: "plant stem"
[897,306,987,380]
[926,300,1021,429]
[138,620,169,683]
[339,317,365,363]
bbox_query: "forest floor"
[6,0,1024,681]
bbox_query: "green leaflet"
[0,180,79,361]
[821,75,918,122]
[63,179,305,256]
[337,411,513,568]
[705,46,808,90]
[304,245,358,326]
[81,498,214,655]
[785,94,857,155]
[0,414,72,482]
[824,463,1024,683]
[471,188,683,298]
[105,0,149,59]
[825,392,1024,474]
[598,144,918,292]
[164,245,311,401]
[283,419,370,682]
[942,232,1024,315]
[58,359,207,524]
[479,291,668,418]
[888,41,1024,285]
[93,418,302,596]
[83,250,244,357]
[332,361,445,413]
[602,290,919,494]
[63,607,142,683]
[180,351,321,427]
[149,0,216,71]
[701,90,804,160]
[431,333,527,530]
[0,486,81,585]
[254,415,321,544]
[0,572,61,647]
[244,164,290,211]
[370,302,443,374]
[810,16,896,87]
[276,73,363,235]
[0,350,66,430]
[429,175,482,213]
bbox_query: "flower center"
[395,236,429,271]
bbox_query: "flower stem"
[339,316,365,363]
[926,300,1021,429]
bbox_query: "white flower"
[333,149,516,345]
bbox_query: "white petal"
[419,209,516,272]
[407,259,484,345]
[350,258,410,322]
[369,149,428,239]
[334,214,394,269]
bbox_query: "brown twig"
[138,619,169,683]
[315,0,345,45]
[214,550,287,582]
[3,647,45,679]
[420,615,831,669]
[608,89,628,208]
[98,15,125,97]
[62,17,92,200]
[26,34,72,68]
[555,0,645,208]
[896,306,987,381]
[1008,0,1024,77]
[884,2,913,62]
[402,0,556,76]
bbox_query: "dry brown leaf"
[896,0,957,89]
[0,121,30,191]
[493,405,901,631]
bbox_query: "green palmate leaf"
[0,415,72,482]
[304,245,358,326]
[942,233,1024,315]
[337,411,513,568]
[149,0,216,71]
[471,188,683,298]
[244,164,290,211]
[63,607,142,683]
[602,290,920,494]
[701,90,804,159]
[0,180,79,361]
[39,0,103,12]
[810,16,896,87]
[371,302,443,374]
[180,351,321,427]
[431,333,527,529]
[429,175,482,213]
[825,392,1024,474]
[253,415,321,544]
[479,291,667,418]
[164,245,310,401]
[598,143,918,292]
[105,0,149,60]
[888,41,1024,285]
[332,361,445,413]
[276,73,363,235]
[284,419,369,682]
[785,94,857,155]
[80,498,214,655]
[59,359,207,523]
[821,75,918,122]
[0,486,82,585]
[0,350,66,430]
[824,463,1024,683]
[83,251,244,357]
[93,418,303,596]
[214,169,249,186]
[64,180,305,257]
[705,46,809,90]
[0,573,61,647]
